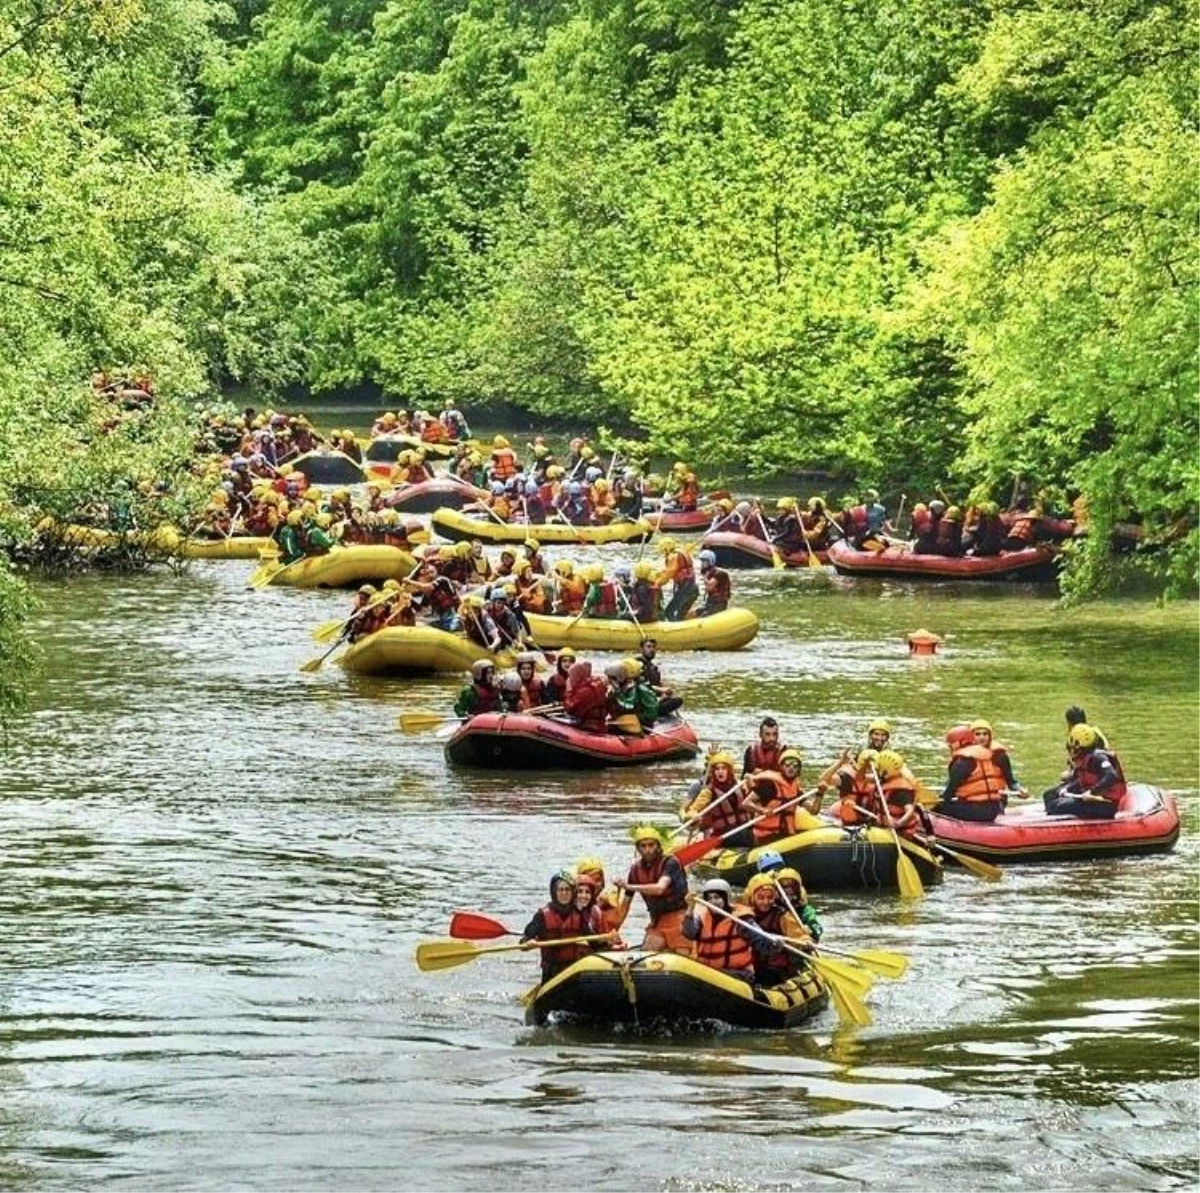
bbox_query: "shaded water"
[1,547,1197,1189]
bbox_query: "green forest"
[0,0,1197,712]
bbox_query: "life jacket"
[935,517,963,554]
[555,576,587,614]
[589,580,619,616]
[951,744,1007,802]
[1071,749,1127,803]
[630,579,659,622]
[491,448,517,479]
[468,682,498,713]
[518,677,547,710]
[743,904,795,979]
[1006,515,1038,544]
[849,505,869,532]
[537,481,555,506]
[545,670,570,702]
[665,550,694,583]
[538,902,593,966]
[627,853,688,923]
[677,478,700,511]
[517,581,547,613]
[694,776,745,835]
[832,762,878,824]
[749,772,801,842]
[429,580,458,614]
[881,770,919,826]
[421,421,448,444]
[693,906,754,972]
[490,496,512,520]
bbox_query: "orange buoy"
[907,628,943,656]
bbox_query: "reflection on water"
[0,552,1196,1190]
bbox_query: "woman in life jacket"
[573,856,629,946]
[678,750,751,845]
[682,878,756,983]
[937,719,1024,822]
[521,870,611,983]
[738,874,804,987]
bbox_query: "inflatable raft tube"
[180,535,273,560]
[431,507,652,546]
[384,476,487,514]
[444,712,700,769]
[702,530,830,569]
[645,507,716,533]
[522,607,759,652]
[524,950,829,1030]
[930,784,1179,862]
[261,544,417,589]
[827,539,1059,581]
[697,825,944,892]
[363,434,460,463]
[290,450,367,486]
[338,625,493,675]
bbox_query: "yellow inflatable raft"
[523,607,759,651]
[431,507,652,546]
[179,536,273,560]
[338,626,493,675]
[255,545,417,589]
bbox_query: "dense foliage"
[0,0,1196,716]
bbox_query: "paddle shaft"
[673,777,752,837]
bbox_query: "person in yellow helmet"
[654,537,699,621]
[573,856,629,942]
[867,718,892,752]
[742,748,821,844]
[1042,723,1126,819]
[678,750,751,843]
[737,873,804,986]
[870,749,921,836]
[628,560,661,622]
[615,825,690,952]
[937,719,1025,822]
[552,559,587,615]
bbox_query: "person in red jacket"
[1043,724,1127,819]
[521,870,611,982]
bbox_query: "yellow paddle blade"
[806,552,823,570]
[609,713,643,735]
[895,845,925,900]
[810,954,874,998]
[825,970,873,1028]
[839,949,909,980]
[248,562,282,589]
[299,655,328,673]
[936,844,1003,882]
[771,548,785,570]
[398,709,451,733]
[312,619,346,644]
[416,940,489,971]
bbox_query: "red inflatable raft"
[383,476,486,514]
[444,712,700,769]
[646,507,715,533]
[827,538,1058,581]
[702,531,829,569]
[930,784,1179,862]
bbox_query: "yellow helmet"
[382,579,402,592]
[622,656,642,679]
[1068,724,1098,751]
[453,541,472,557]
[357,584,375,596]
[717,498,734,513]
[707,750,736,770]
[286,510,303,526]
[469,452,483,466]
[658,537,677,554]
[493,434,510,449]
[630,824,663,847]
[874,749,905,779]
[554,560,574,578]
[515,560,533,575]
[467,594,485,609]
[332,488,350,502]
[855,748,879,770]
[775,867,804,889]
[969,719,993,735]
[776,497,796,512]
[524,538,540,551]
[672,461,687,474]
[316,512,333,528]
[583,563,604,583]
[575,856,606,881]
[307,487,323,502]
[744,873,777,901]
[211,488,229,505]
[581,446,596,461]
[594,478,609,492]
[778,747,803,768]
[868,719,892,736]
[634,561,654,580]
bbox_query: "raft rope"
[848,828,885,891]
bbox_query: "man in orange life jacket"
[521,870,613,982]
[742,716,786,776]
[682,878,756,983]
[655,538,699,621]
[742,749,820,844]
[825,749,883,827]
[614,825,690,952]
[937,719,1025,822]
[1043,724,1127,820]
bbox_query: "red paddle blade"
[671,835,724,868]
[448,910,513,940]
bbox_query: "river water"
[1,516,1197,1188]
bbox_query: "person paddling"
[614,826,690,952]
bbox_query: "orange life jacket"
[881,770,919,829]
[951,744,1007,802]
[749,772,800,843]
[693,906,754,972]
[491,448,517,479]
[555,576,586,614]
[832,763,877,824]
[1007,515,1037,543]
[677,478,700,511]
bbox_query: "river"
[1,477,1197,1189]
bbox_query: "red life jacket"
[695,775,745,835]
[591,580,618,616]
[1071,749,1127,803]
[746,741,783,772]
[667,550,694,583]
[1007,515,1038,543]
[693,907,754,972]
[743,904,794,978]
[491,448,517,479]
[539,903,593,965]
[429,582,457,613]
[518,678,547,710]
[627,854,688,922]
[951,744,1007,801]
[849,505,869,532]
[678,479,700,511]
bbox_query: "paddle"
[849,803,1002,883]
[615,586,649,641]
[793,506,824,570]
[416,934,611,973]
[248,547,284,589]
[692,898,872,1027]
[752,507,785,569]
[397,701,563,733]
[670,787,821,867]
[449,911,518,940]
[868,766,925,900]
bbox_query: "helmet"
[466,595,485,609]
[622,657,642,679]
[286,510,303,526]
[945,506,962,521]
[581,446,596,461]
[707,750,736,771]
[332,488,350,502]
[700,878,733,900]
[1068,724,1098,751]
[516,651,540,668]
[503,582,518,598]
[672,461,687,474]
[969,719,993,735]
[929,500,946,517]
[315,513,333,528]
[604,662,626,682]
[515,560,532,575]
[493,435,510,449]
[524,538,540,551]
[945,724,974,750]
[776,497,796,511]
[717,498,734,513]
[524,481,540,497]
[754,850,785,873]
[568,481,583,496]
[778,747,803,768]
[874,749,905,779]
[557,646,577,661]
[575,856,605,882]
[807,496,824,512]
[554,560,574,577]
[630,824,663,847]
[569,437,583,452]
[614,565,631,581]
[744,873,777,901]
[306,488,323,503]
[546,465,564,479]
[594,478,609,493]
[634,561,654,580]
[454,541,472,558]
[499,671,522,693]
[470,659,495,681]
[489,586,507,601]
[490,481,505,495]
[583,564,604,583]
[776,867,804,888]
[865,488,880,502]
[382,579,401,592]
[698,549,716,568]
[983,501,1000,516]
[500,549,517,562]
[357,584,375,596]
[549,869,577,900]
[658,537,677,554]
[734,500,752,516]
[868,719,892,737]
[855,747,879,770]
[911,502,929,516]
[532,444,550,459]
[585,466,602,482]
